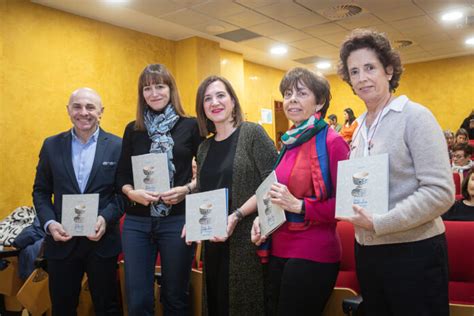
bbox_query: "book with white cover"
[61,194,99,236]
[131,153,170,193]
[335,153,389,217]
[256,171,286,236]
[185,188,228,242]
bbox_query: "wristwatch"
[234,208,244,221]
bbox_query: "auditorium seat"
[323,221,362,316]
[444,221,474,316]
[453,173,463,200]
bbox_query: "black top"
[442,200,474,221]
[116,117,203,217]
[200,128,240,208]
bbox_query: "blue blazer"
[33,128,123,259]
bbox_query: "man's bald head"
[68,87,103,109]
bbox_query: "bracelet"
[186,183,193,194]
[234,208,244,221]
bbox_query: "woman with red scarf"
[251,67,349,316]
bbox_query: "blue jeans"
[122,214,195,316]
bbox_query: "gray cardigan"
[196,121,278,316]
[350,95,454,246]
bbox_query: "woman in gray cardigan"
[336,29,454,315]
[194,75,277,316]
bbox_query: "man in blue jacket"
[33,87,122,316]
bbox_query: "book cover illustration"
[61,193,99,236]
[131,153,170,193]
[185,188,228,242]
[335,153,389,217]
[256,171,286,236]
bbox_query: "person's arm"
[33,139,72,241]
[373,107,455,235]
[250,124,279,180]
[213,124,278,241]
[98,137,124,224]
[32,140,56,230]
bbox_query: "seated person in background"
[455,128,469,145]
[443,168,474,221]
[327,114,342,132]
[452,143,473,182]
[443,130,455,159]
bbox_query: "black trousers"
[355,233,449,316]
[204,240,230,316]
[266,256,339,316]
[48,238,120,316]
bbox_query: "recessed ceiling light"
[466,37,474,46]
[101,0,129,3]
[316,61,331,70]
[270,46,287,55]
[441,11,463,21]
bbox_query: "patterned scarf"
[144,104,179,217]
[276,112,327,164]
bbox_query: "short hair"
[338,29,403,93]
[344,108,356,125]
[453,143,473,157]
[195,76,243,137]
[135,64,186,131]
[328,114,337,122]
[455,128,469,140]
[461,168,474,200]
[279,67,331,118]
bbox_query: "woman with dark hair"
[194,75,277,316]
[455,127,469,145]
[340,107,358,143]
[336,29,454,315]
[251,67,349,316]
[443,168,474,221]
[116,64,203,315]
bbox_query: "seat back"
[335,221,360,294]
[444,221,474,305]
[453,173,463,200]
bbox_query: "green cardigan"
[196,121,278,316]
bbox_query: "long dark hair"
[195,76,243,137]
[344,108,356,125]
[134,64,186,131]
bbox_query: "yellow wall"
[175,37,220,115]
[220,49,245,102]
[243,61,285,139]
[326,55,474,131]
[1,0,472,219]
[0,0,175,217]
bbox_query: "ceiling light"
[316,61,331,70]
[270,46,287,55]
[221,59,228,65]
[101,0,129,3]
[441,11,463,21]
[466,37,474,45]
